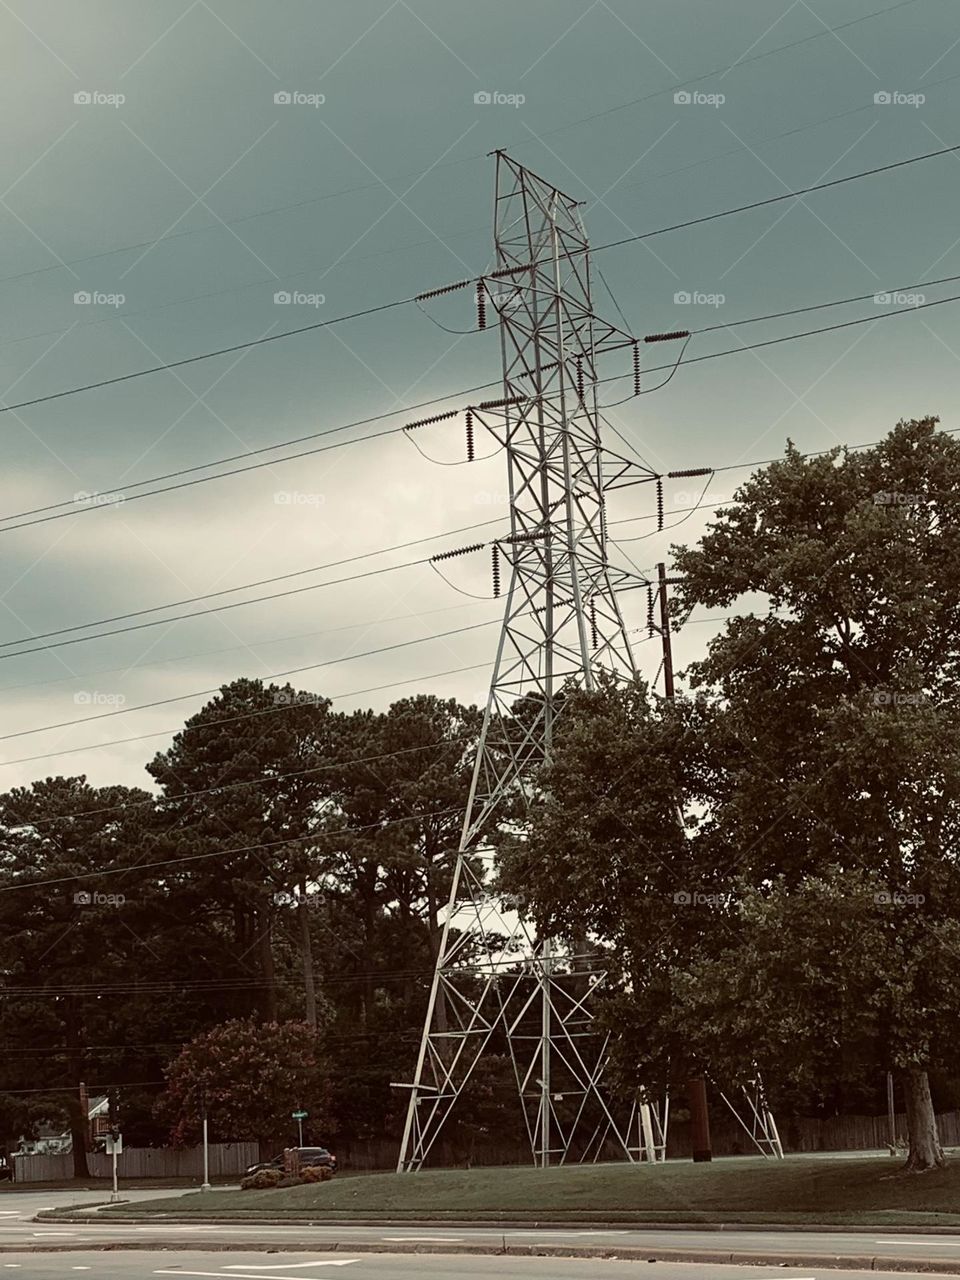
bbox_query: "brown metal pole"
[657,562,675,699]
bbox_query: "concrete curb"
[36,1210,960,1234]
[5,1239,960,1272]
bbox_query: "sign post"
[292,1109,308,1146]
[105,1131,122,1203]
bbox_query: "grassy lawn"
[94,1157,960,1226]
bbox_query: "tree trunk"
[258,907,279,1023]
[424,861,447,1034]
[902,1069,945,1170]
[298,879,318,1029]
[65,1002,90,1179]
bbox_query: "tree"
[504,419,960,1170]
[669,417,960,1168]
[665,867,960,1170]
[159,1018,333,1148]
[0,776,158,1175]
[147,679,337,1025]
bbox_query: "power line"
[635,288,960,381]
[0,296,413,418]
[0,803,472,895]
[0,557,427,661]
[4,273,959,665]
[0,597,491,699]
[0,619,499,742]
[588,142,960,257]
[11,54,960,373]
[5,284,958,666]
[688,271,960,336]
[0,0,919,299]
[1,138,955,427]
[0,516,510,650]
[4,732,480,829]
[0,660,492,770]
[6,264,960,542]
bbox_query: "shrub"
[240,1167,282,1191]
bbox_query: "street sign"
[291,1109,308,1120]
[105,1134,122,1154]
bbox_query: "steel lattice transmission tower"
[396,153,662,1173]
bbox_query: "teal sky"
[0,0,957,788]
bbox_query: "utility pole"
[656,563,712,1164]
[200,1089,211,1192]
[397,153,659,1173]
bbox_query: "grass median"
[92,1156,960,1226]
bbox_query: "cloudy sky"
[0,0,957,792]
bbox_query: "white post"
[110,1144,120,1203]
[200,1114,211,1192]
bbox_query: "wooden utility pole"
[657,562,713,1163]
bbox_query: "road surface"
[2,1192,960,1273]
[0,1252,948,1280]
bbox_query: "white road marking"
[225,1265,359,1271]
[133,1224,221,1231]
[509,1229,629,1236]
[156,1269,357,1280]
[879,1240,960,1247]
[71,1269,92,1272]
[0,1213,20,1217]
[32,1231,78,1237]
[380,1237,463,1243]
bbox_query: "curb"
[37,1211,960,1234]
[6,1239,960,1272]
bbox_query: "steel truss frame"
[397,153,655,1174]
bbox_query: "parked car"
[245,1146,337,1176]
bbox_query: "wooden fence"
[15,1110,960,1180]
[14,1141,258,1183]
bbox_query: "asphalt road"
[0,1252,946,1280]
[3,1191,960,1273]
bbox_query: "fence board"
[13,1142,257,1183]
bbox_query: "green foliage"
[505,420,960,1163]
[160,1017,332,1145]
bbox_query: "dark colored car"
[245,1146,337,1176]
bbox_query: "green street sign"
[292,1109,308,1120]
